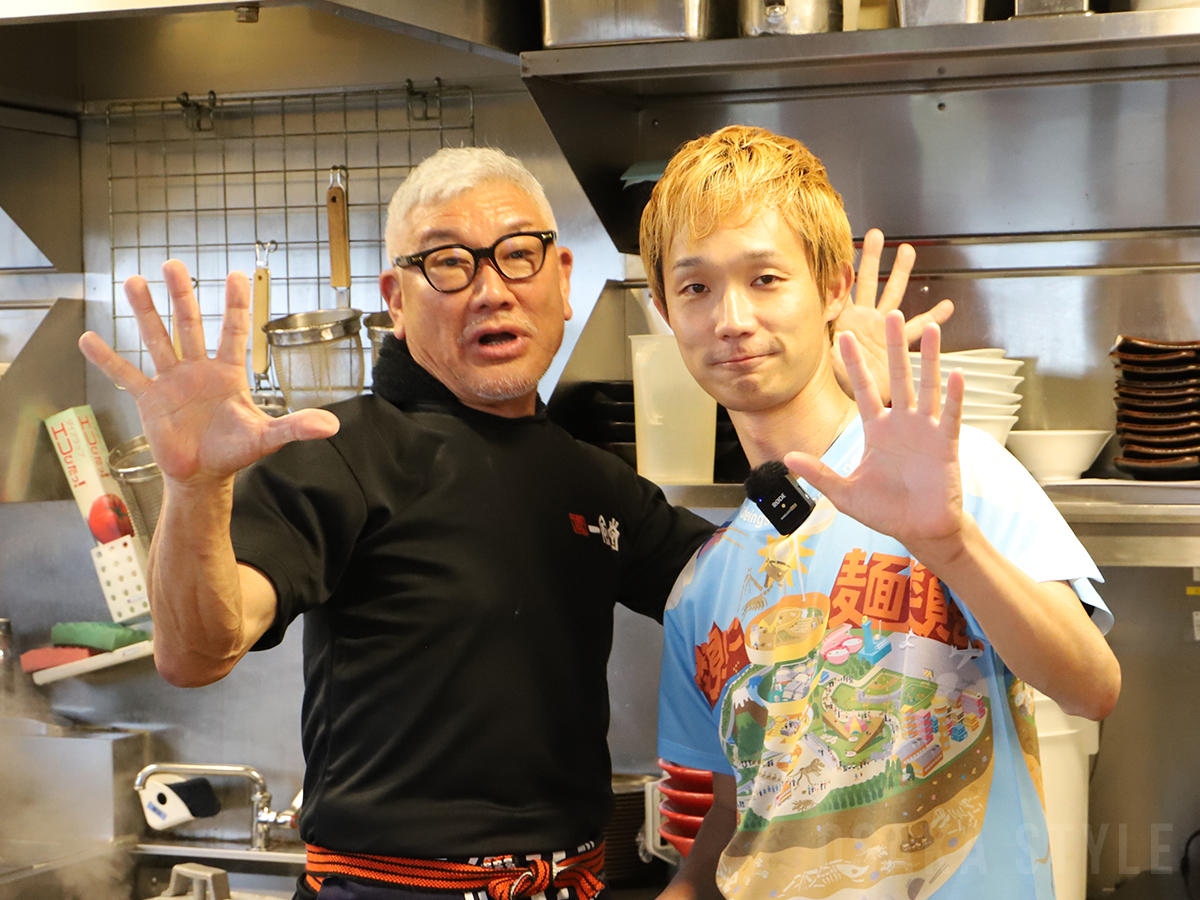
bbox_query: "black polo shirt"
[230,339,713,857]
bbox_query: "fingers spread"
[855,229,884,308]
[78,331,151,397]
[783,451,848,509]
[928,298,954,327]
[916,322,942,418]
[940,368,965,439]
[124,274,182,374]
[262,409,341,456]
[902,298,956,347]
[161,260,208,361]
[885,310,916,411]
[216,271,253,366]
[840,331,885,420]
[878,243,915,313]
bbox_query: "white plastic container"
[630,335,716,485]
[1033,690,1101,900]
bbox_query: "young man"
[641,126,1120,900]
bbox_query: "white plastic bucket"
[630,334,717,485]
[1033,690,1100,900]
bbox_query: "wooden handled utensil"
[327,166,350,308]
[252,240,277,389]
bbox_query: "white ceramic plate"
[905,384,1023,407]
[962,402,1020,417]
[910,364,1024,394]
[1005,430,1112,483]
[962,414,1018,444]
[963,386,1023,405]
[942,348,1007,358]
[909,353,1024,377]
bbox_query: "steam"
[0,670,132,900]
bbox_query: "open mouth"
[479,331,518,346]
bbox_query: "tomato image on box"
[88,493,135,543]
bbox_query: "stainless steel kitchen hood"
[524,7,1200,94]
[521,8,1200,252]
[0,0,542,61]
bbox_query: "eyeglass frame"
[393,230,558,294]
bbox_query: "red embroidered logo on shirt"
[568,513,621,551]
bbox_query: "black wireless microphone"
[743,461,815,536]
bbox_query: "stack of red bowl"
[656,758,713,857]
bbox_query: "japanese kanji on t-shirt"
[658,419,1112,900]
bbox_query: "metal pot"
[740,0,843,34]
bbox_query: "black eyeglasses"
[394,230,557,294]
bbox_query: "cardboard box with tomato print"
[44,405,150,623]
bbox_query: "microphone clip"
[743,461,815,536]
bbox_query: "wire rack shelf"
[106,81,475,380]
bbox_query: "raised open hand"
[785,310,966,552]
[78,260,339,490]
[832,228,954,403]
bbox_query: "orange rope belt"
[305,841,606,900]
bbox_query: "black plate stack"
[1111,336,1200,480]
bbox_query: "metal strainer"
[264,309,364,411]
[108,435,162,548]
[363,310,394,367]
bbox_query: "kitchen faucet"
[134,762,302,850]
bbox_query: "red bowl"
[659,821,695,856]
[657,781,714,816]
[658,758,714,793]
[659,801,704,835]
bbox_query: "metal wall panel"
[640,76,1200,239]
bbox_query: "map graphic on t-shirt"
[706,522,1024,899]
[657,420,1108,900]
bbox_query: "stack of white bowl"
[908,348,1024,445]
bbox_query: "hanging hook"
[255,239,277,269]
[405,79,435,122]
[177,91,217,132]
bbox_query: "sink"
[134,857,297,898]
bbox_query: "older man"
[79,145,946,900]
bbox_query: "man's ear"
[380,269,405,339]
[824,261,855,324]
[556,246,574,322]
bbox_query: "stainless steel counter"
[0,838,129,900]
[662,480,1200,566]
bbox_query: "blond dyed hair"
[640,126,854,315]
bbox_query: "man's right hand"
[79,259,340,489]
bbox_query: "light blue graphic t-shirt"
[658,419,1111,900]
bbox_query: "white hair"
[384,146,557,263]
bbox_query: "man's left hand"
[833,228,954,404]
